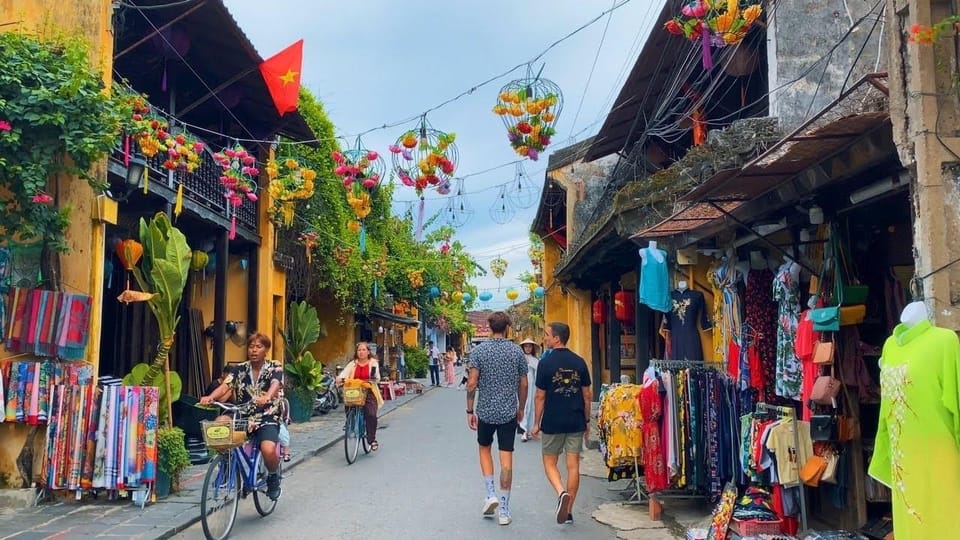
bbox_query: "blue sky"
[225,0,664,309]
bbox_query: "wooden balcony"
[107,136,260,243]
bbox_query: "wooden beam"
[113,1,207,60]
[176,65,258,116]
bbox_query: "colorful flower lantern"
[390,117,458,239]
[614,290,635,323]
[213,145,259,240]
[527,281,538,292]
[462,292,473,303]
[592,299,606,325]
[534,286,545,298]
[334,143,384,253]
[493,70,562,161]
[266,157,316,227]
[665,1,763,70]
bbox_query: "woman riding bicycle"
[200,332,283,500]
[337,342,382,451]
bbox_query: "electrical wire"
[115,0,200,9]
[568,0,617,136]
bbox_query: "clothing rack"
[755,402,808,532]
[650,359,725,369]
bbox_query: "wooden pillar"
[213,230,228,374]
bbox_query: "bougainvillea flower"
[664,19,684,35]
[0,120,11,132]
[32,192,53,204]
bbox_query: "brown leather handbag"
[813,338,835,365]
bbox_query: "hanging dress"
[744,269,778,402]
[707,261,726,359]
[772,265,802,401]
[868,320,960,539]
[639,379,669,492]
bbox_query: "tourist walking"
[444,346,457,386]
[465,311,528,526]
[518,338,539,441]
[530,322,592,524]
[427,340,441,386]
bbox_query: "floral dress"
[744,269,777,401]
[224,361,284,430]
[772,265,802,400]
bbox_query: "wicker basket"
[729,518,783,536]
[343,386,367,407]
[201,419,248,451]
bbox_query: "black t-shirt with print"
[535,348,591,434]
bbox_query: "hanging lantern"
[527,281,537,293]
[493,69,563,161]
[189,250,209,272]
[478,291,493,302]
[592,299,606,325]
[429,286,441,298]
[115,239,143,270]
[534,286,545,298]
[462,292,473,303]
[614,290,635,323]
[452,291,464,302]
[390,117,458,241]
[506,289,519,302]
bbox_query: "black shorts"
[252,423,279,444]
[477,418,518,452]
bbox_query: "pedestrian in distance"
[530,321,592,525]
[444,346,457,386]
[465,311,528,526]
[517,338,540,442]
[427,340,441,386]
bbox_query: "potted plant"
[156,426,191,498]
[282,300,324,423]
[403,345,429,379]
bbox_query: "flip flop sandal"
[370,441,379,451]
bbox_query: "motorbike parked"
[314,365,342,415]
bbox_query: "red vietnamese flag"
[259,39,303,116]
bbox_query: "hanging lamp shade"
[462,292,473,303]
[115,239,143,271]
[534,286,545,298]
[592,299,606,325]
[429,286,441,298]
[506,289,519,301]
[452,291,464,302]
[614,290,635,323]
[190,250,209,272]
[478,291,493,302]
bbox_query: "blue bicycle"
[199,401,285,540]
[343,389,371,464]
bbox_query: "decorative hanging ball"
[115,239,143,270]
[462,292,473,303]
[206,252,217,272]
[478,291,493,302]
[190,250,209,272]
[614,290,635,323]
[534,286,545,298]
[452,291,464,302]
[592,298,606,325]
[506,289,519,301]
[493,74,563,161]
[389,121,458,197]
[429,286,441,298]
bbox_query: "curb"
[158,385,435,540]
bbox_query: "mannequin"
[639,240,671,313]
[868,303,960,538]
[899,300,927,328]
[662,284,712,361]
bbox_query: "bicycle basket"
[343,386,367,407]
[201,418,249,451]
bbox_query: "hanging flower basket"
[493,75,562,161]
[266,157,316,227]
[664,1,763,70]
[389,119,458,197]
[333,146,384,223]
[213,145,259,239]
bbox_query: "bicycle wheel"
[253,452,281,516]
[362,413,370,455]
[344,407,361,464]
[200,452,241,540]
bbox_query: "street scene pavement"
[179,382,621,540]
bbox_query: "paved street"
[176,383,620,540]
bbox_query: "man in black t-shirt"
[531,321,592,525]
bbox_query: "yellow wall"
[307,293,356,367]
[0,0,113,487]
[191,257,254,367]
[541,236,592,382]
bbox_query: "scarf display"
[4,288,93,360]
[90,385,158,491]
[2,361,92,424]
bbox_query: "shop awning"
[633,74,892,242]
[367,308,420,328]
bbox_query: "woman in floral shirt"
[201,332,283,500]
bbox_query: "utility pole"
[886,0,960,330]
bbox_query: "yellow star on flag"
[279,68,298,86]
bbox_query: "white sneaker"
[498,507,512,525]
[482,496,499,516]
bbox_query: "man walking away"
[427,340,441,386]
[466,311,528,526]
[531,321,592,525]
